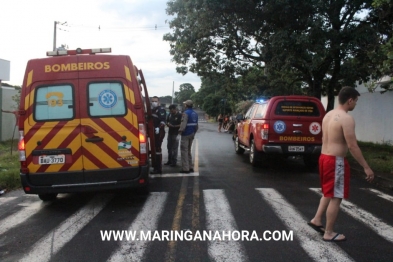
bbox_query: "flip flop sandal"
[307,222,325,234]
[323,233,347,242]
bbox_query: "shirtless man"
[308,86,374,242]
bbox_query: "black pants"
[154,130,165,171]
[167,134,180,164]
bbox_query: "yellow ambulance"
[17,48,156,200]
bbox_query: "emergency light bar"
[46,48,112,56]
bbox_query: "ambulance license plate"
[288,146,305,152]
[39,155,65,165]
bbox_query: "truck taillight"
[139,124,147,164]
[261,123,269,140]
[18,131,26,161]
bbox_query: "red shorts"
[319,154,351,199]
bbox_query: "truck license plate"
[39,155,65,165]
[288,146,305,152]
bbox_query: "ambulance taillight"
[138,123,147,164]
[261,123,269,140]
[18,131,26,161]
[18,131,28,173]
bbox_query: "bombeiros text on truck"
[18,47,157,201]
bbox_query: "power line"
[64,23,169,32]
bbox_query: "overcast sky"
[0,0,201,97]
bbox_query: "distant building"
[159,97,173,109]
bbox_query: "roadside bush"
[347,141,393,174]
[235,100,254,114]
[0,140,20,190]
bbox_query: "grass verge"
[0,139,21,190]
[347,141,393,174]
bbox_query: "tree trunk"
[312,79,322,100]
[326,53,341,112]
[326,91,335,112]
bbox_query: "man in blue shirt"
[178,100,198,173]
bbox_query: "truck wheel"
[38,193,58,201]
[249,139,260,167]
[234,136,245,154]
[303,155,319,170]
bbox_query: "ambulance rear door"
[25,57,84,185]
[138,69,156,167]
[78,55,141,183]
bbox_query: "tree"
[235,100,254,114]
[200,93,222,116]
[164,0,392,111]
[372,0,393,93]
[175,83,195,104]
[1,83,21,109]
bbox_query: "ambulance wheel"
[249,139,260,167]
[39,193,58,201]
[137,184,150,195]
[234,136,245,154]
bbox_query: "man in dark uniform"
[178,100,198,173]
[165,104,182,167]
[151,96,167,174]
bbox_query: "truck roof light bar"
[91,48,111,53]
[46,50,68,56]
[46,48,112,56]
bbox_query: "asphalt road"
[1,112,393,261]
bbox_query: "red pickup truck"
[234,96,326,168]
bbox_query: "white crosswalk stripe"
[361,188,393,202]
[150,172,199,178]
[256,188,354,262]
[0,199,50,235]
[203,189,248,262]
[19,194,113,262]
[309,188,393,243]
[0,196,17,205]
[1,187,392,261]
[108,192,168,262]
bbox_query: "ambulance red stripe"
[35,125,81,173]
[130,147,139,157]
[90,118,139,147]
[59,147,82,172]
[117,117,136,133]
[91,140,129,166]
[23,121,45,143]
[33,121,68,149]
[56,125,81,149]
[82,148,108,169]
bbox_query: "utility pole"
[53,21,67,51]
[53,21,58,51]
[171,81,174,104]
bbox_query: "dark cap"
[169,104,177,110]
